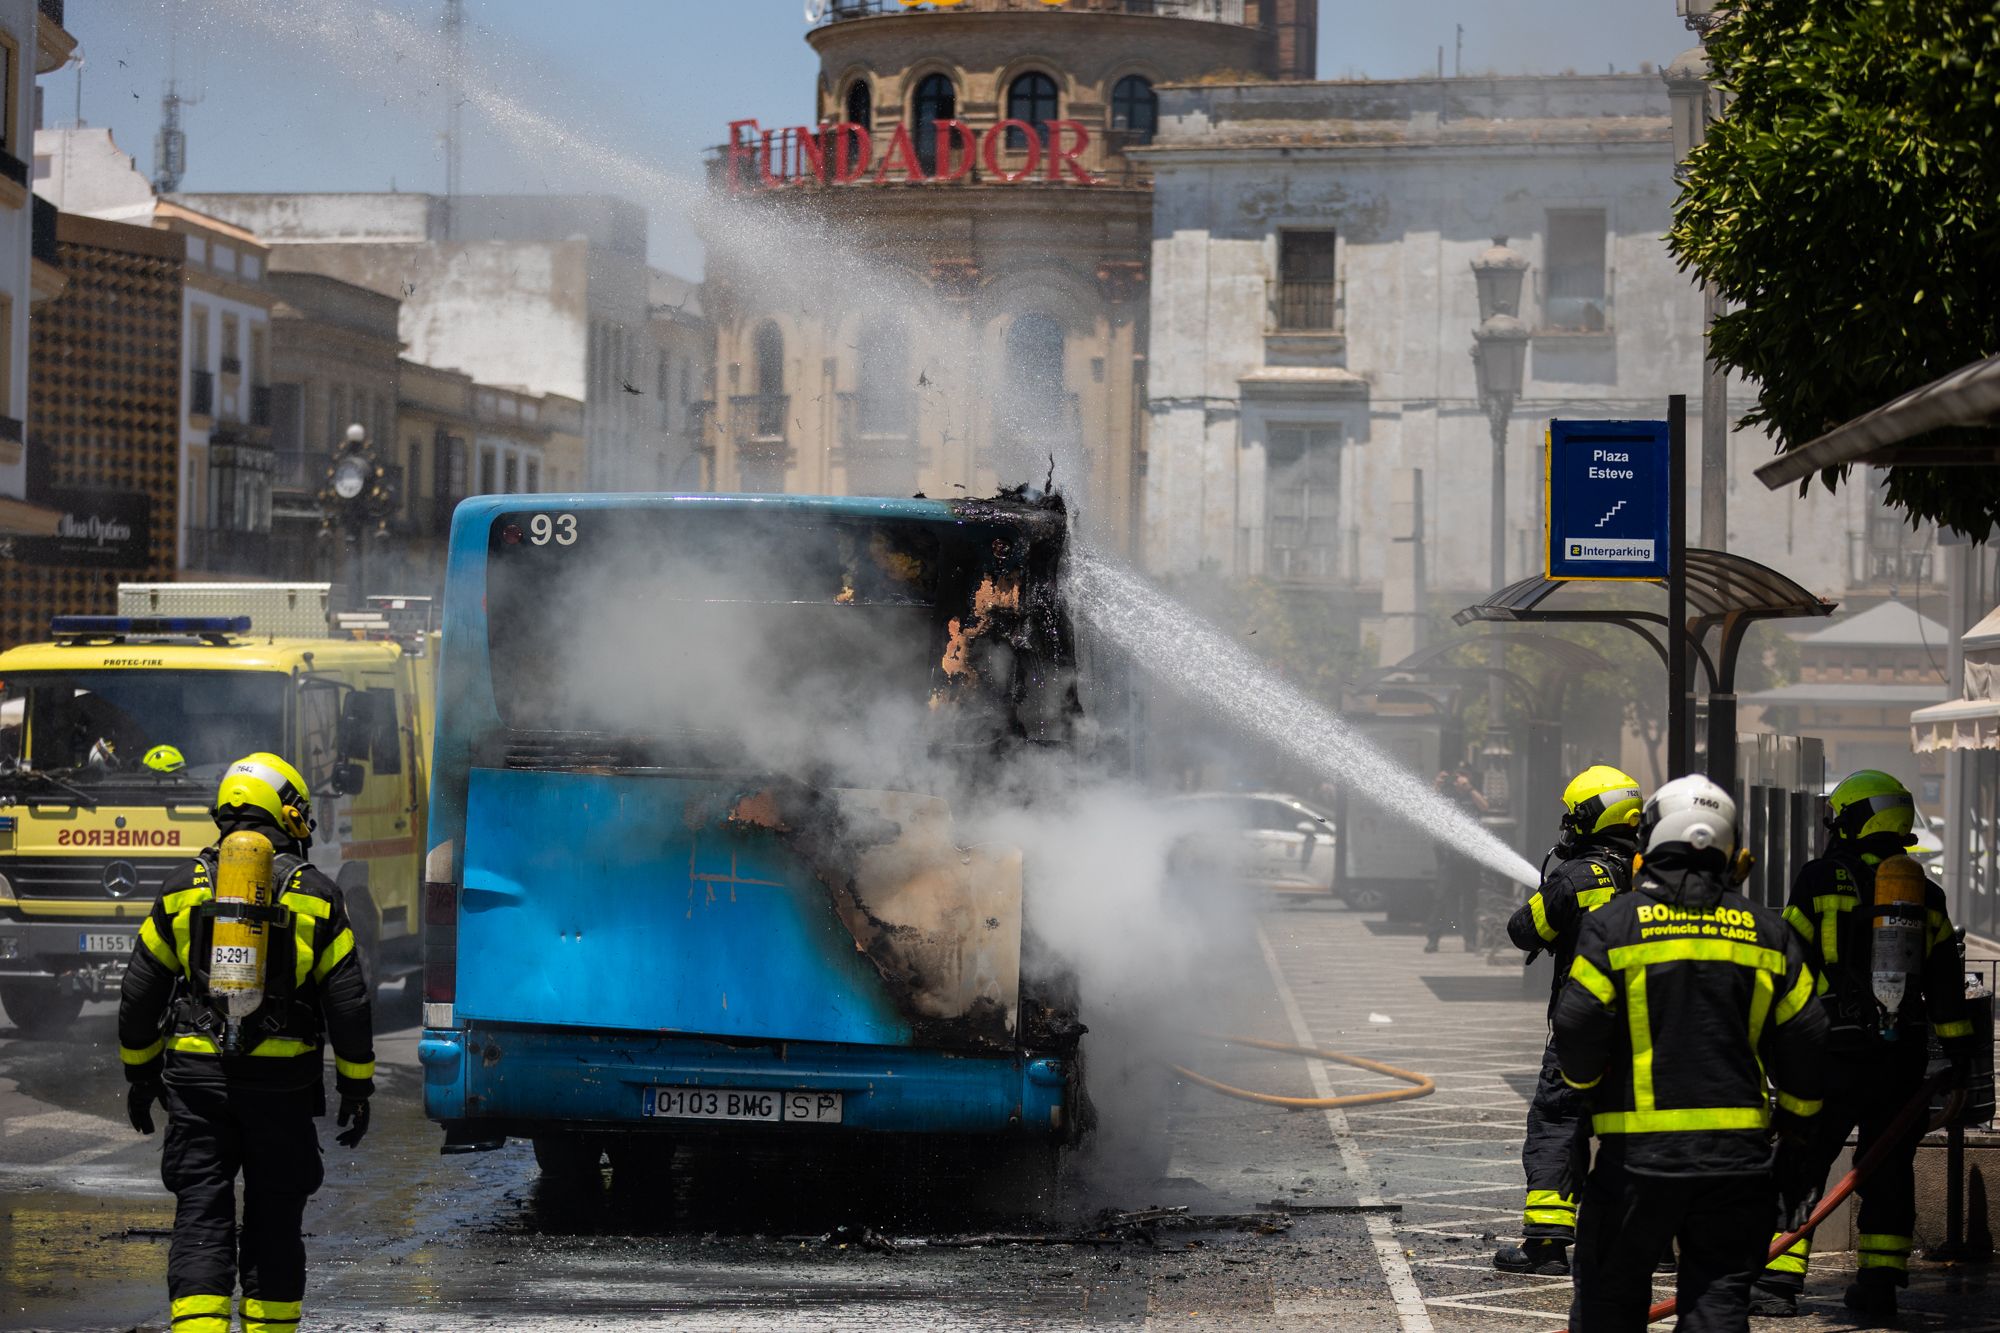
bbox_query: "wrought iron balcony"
[1272,278,1340,334]
[730,391,790,443]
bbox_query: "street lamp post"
[1470,237,1531,823]
[320,423,395,611]
[1668,0,1729,552]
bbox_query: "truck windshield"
[0,670,289,785]
[484,507,947,771]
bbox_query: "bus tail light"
[423,878,457,1013]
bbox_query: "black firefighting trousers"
[161,1080,325,1332]
[1570,1148,1771,1333]
[1521,1039,1592,1242]
[1755,1041,1928,1296]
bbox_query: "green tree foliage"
[1668,0,2000,538]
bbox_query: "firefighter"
[1493,764,1644,1276]
[117,752,374,1333]
[1748,770,1975,1322]
[1556,775,1828,1332]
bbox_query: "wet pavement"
[3,905,1995,1330]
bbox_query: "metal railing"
[273,448,330,492]
[1272,278,1340,333]
[730,392,790,442]
[188,369,215,417]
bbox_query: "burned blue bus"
[416,493,1092,1179]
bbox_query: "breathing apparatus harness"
[173,829,320,1057]
[1815,831,1931,1047]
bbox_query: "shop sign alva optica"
[724,117,1102,191]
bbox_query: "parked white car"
[1165,791,1338,900]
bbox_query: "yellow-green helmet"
[142,744,185,774]
[213,752,314,843]
[1827,769,1915,844]
[1562,764,1644,838]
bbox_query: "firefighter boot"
[1494,1238,1569,1276]
[1747,1287,1798,1317]
[1843,1269,1898,1324]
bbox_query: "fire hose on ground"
[1170,1034,1436,1110]
[1560,1072,1950,1332]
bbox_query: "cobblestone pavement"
[1261,899,2000,1332]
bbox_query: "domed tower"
[703,0,1316,551]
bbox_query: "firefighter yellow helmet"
[213,752,314,843]
[1561,764,1644,838]
[142,744,185,773]
[1827,769,1915,844]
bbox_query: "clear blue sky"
[56,0,1692,274]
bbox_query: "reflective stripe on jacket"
[1508,840,1635,1018]
[1782,847,1973,1048]
[1552,874,1829,1175]
[116,843,375,1094]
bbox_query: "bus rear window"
[483,508,946,750]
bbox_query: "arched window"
[1111,74,1157,143]
[1006,71,1059,150]
[856,318,910,435]
[911,73,956,176]
[1006,313,1065,397]
[751,321,786,437]
[753,322,784,395]
[844,78,872,130]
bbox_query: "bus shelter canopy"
[1452,548,1834,691]
[1756,353,2000,491]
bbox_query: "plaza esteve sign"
[1545,419,1672,581]
[726,118,1100,191]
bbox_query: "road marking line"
[1258,925,1435,1333]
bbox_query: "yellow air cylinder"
[1871,853,1928,1035]
[209,830,276,1045]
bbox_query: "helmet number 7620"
[528,513,578,546]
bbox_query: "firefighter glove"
[335,1094,371,1149]
[126,1078,165,1136]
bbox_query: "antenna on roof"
[153,28,199,194]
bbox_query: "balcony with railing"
[1269,277,1341,334]
[731,391,790,443]
[188,369,215,418]
[273,448,330,494]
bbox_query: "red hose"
[1561,1074,1946,1331]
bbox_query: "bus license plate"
[79,933,128,955]
[645,1087,843,1125]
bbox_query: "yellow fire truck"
[0,585,433,1034]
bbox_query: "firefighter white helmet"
[1638,775,1737,862]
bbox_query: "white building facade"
[0,0,73,503]
[1137,75,1900,637]
[176,193,709,494]
[34,127,275,570]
